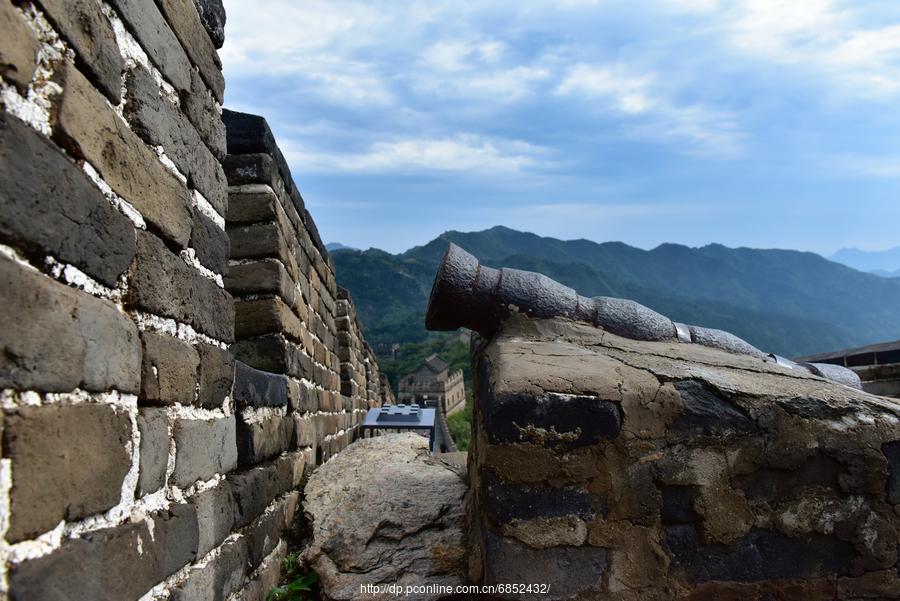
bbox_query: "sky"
[220,0,900,255]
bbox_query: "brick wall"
[0,1,382,599]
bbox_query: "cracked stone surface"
[303,434,467,600]
[469,314,900,600]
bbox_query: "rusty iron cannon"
[425,243,861,389]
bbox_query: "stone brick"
[2,404,131,542]
[232,361,288,409]
[53,63,192,248]
[0,113,135,287]
[222,153,283,192]
[197,343,234,409]
[181,67,226,159]
[235,297,304,341]
[0,0,38,90]
[231,334,312,381]
[231,542,286,601]
[291,381,318,413]
[9,520,157,600]
[137,407,169,495]
[156,0,224,102]
[293,415,316,447]
[191,480,234,556]
[125,66,227,215]
[483,531,606,599]
[236,413,294,466]
[244,502,284,571]
[0,255,142,393]
[671,380,757,437]
[228,457,295,529]
[106,0,192,92]
[483,391,622,449]
[140,331,199,405]
[228,222,298,278]
[191,207,229,274]
[192,0,225,48]
[192,270,234,342]
[169,537,247,601]
[35,0,122,102]
[152,503,200,576]
[172,415,237,488]
[130,230,194,323]
[225,259,296,307]
[481,473,598,525]
[663,524,856,583]
[227,186,280,224]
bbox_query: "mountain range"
[831,247,900,277]
[331,226,900,357]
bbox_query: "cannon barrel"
[425,243,862,389]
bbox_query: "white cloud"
[279,134,553,176]
[726,0,900,97]
[556,63,745,156]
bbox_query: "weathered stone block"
[35,0,122,102]
[227,186,282,224]
[232,361,288,409]
[236,413,294,466]
[243,501,285,572]
[235,297,304,341]
[170,537,247,601]
[151,503,200,577]
[663,524,856,582]
[0,0,38,90]
[228,457,295,529]
[156,0,224,100]
[0,255,141,393]
[137,407,169,495]
[181,67,226,159]
[192,480,234,556]
[191,207,229,274]
[172,415,237,488]
[140,331,199,406]
[482,391,622,449]
[197,343,234,409]
[3,404,132,542]
[293,415,316,447]
[225,259,295,306]
[482,531,606,600]
[125,66,227,215]
[192,0,225,48]
[130,230,194,323]
[231,334,312,381]
[0,113,136,287]
[671,380,757,437]
[192,270,234,342]
[228,221,298,277]
[53,63,192,248]
[106,0,192,92]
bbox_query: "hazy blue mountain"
[831,246,900,274]
[325,242,356,252]
[333,226,900,357]
[870,268,900,278]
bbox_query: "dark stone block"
[192,0,226,49]
[197,343,234,409]
[660,485,699,524]
[231,334,312,381]
[233,361,289,409]
[0,256,141,393]
[777,397,857,421]
[106,0,191,92]
[481,471,600,524]
[3,405,131,542]
[156,0,224,103]
[191,271,234,343]
[236,414,294,467]
[883,440,900,504]
[663,524,856,583]
[172,416,237,488]
[34,0,123,102]
[140,331,200,406]
[151,503,200,577]
[192,480,234,556]
[169,538,247,601]
[483,391,621,449]
[130,230,195,324]
[137,407,169,495]
[0,112,135,287]
[244,503,283,571]
[228,457,295,529]
[482,531,606,600]
[733,456,840,505]
[191,207,229,275]
[671,380,757,437]
[180,68,226,159]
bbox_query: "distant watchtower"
[398,354,465,414]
